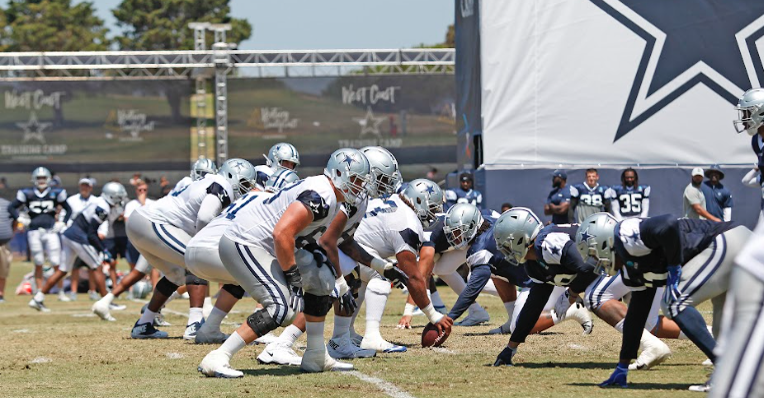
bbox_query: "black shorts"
[102,237,128,259]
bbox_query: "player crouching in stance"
[29,183,126,312]
[126,159,253,339]
[198,148,373,377]
[586,214,749,389]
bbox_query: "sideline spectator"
[0,196,12,302]
[608,167,650,220]
[544,169,571,224]
[683,167,720,222]
[160,176,171,196]
[569,168,609,223]
[426,167,439,181]
[445,172,483,209]
[501,202,513,213]
[701,164,733,222]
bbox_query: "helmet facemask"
[337,170,371,206]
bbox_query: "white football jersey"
[139,174,234,236]
[62,194,97,224]
[124,198,155,219]
[189,191,274,250]
[173,176,193,192]
[354,194,425,259]
[338,197,368,245]
[224,175,340,256]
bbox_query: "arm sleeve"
[569,271,599,294]
[61,199,72,224]
[7,198,21,220]
[196,194,224,231]
[723,207,732,222]
[619,287,657,361]
[560,242,595,275]
[640,198,650,218]
[610,199,623,220]
[742,169,760,188]
[509,283,555,344]
[447,264,492,321]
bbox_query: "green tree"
[1,0,110,51]
[112,0,252,50]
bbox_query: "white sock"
[34,291,45,302]
[468,302,484,315]
[205,306,227,331]
[364,289,388,339]
[188,307,204,325]
[430,290,445,308]
[166,291,180,304]
[504,301,515,320]
[278,324,304,347]
[305,321,325,352]
[101,293,115,305]
[552,310,563,324]
[614,318,625,333]
[333,316,352,339]
[219,331,246,358]
[137,309,158,325]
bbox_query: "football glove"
[383,262,409,289]
[599,363,628,388]
[493,346,516,366]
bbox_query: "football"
[421,322,450,347]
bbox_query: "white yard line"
[342,370,413,398]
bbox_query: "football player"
[8,167,72,291]
[582,214,749,389]
[264,142,300,171]
[60,178,98,301]
[569,168,609,224]
[444,172,483,209]
[28,183,127,312]
[607,168,650,220]
[710,88,764,397]
[198,148,372,377]
[126,158,253,339]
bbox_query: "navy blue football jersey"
[445,187,483,209]
[609,185,651,218]
[613,214,739,288]
[8,187,70,230]
[524,224,597,293]
[753,134,764,179]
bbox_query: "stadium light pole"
[209,24,232,165]
[188,22,212,162]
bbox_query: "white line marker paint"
[166,353,184,359]
[30,357,51,364]
[12,329,30,333]
[431,347,457,355]
[342,370,413,398]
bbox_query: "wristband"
[335,276,349,297]
[370,258,390,274]
[403,303,416,317]
[421,303,444,324]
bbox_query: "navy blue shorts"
[103,237,128,259]
[125,239,141,265]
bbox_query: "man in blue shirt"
[445,172,483,209]
[544,169,571,224]
[701,165,733,222]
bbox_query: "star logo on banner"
[590,0,764,142]
[17,112,51,144]
[352,107,385,138]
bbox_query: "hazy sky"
[8,0,454,50]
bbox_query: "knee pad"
[367,277,392,296]
[185,271,208,286]
[246,309,279,337]
[303,292,333,317]
[222,284,245,299]
[296,250,335,296]
[155,276,179,297]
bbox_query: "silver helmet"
[265,167,300,193]
[360,146,402,198]
[493,207,543,265]
[324,148,372,206]
[191,158,217,181]
[31,167,52,190]
[734,88,764,136]
[101,182,128,207]
[576,212,618,276]
[218,158,257,199]
[444,203,484,250]
[400,178,444,229]
[264,142,300,171]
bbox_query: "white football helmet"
[101,182,128,207]
[493,207,543,265]
[192,158,217,181]
[360,146,402,198]
[265,167,300,193]
[400,178,444,229]
[324,148,372,206]
[264,143,300,171]
[444,203,484,250]
[734,88,764,136]
[31,167,52,190]
[576,212,618,276]
[218,158,257,199]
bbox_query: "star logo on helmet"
[341,154,356,167]
[424,185,435,195]
[275,145,281,152]
[233,161,245,171]
[579,228,593,243]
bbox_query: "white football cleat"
[688,381,711,392]
[360,336,407,353]
[253,332,279,345]
[28,299,50,312]
[701,358,713,366]
[257,341,302,366]
[629,336,671,370]
[92,299,116,321]
[560,304,594,335]
[455,307,491,326]
[183,320,204,340]
[58,292,71,302]
[300,349,354,373]
[327,335,377,359]
[131,321,168,339]
[198,350,243,379]
[195,324,229,344]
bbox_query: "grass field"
[0,260,711,398]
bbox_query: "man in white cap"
[683,168,720,222]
